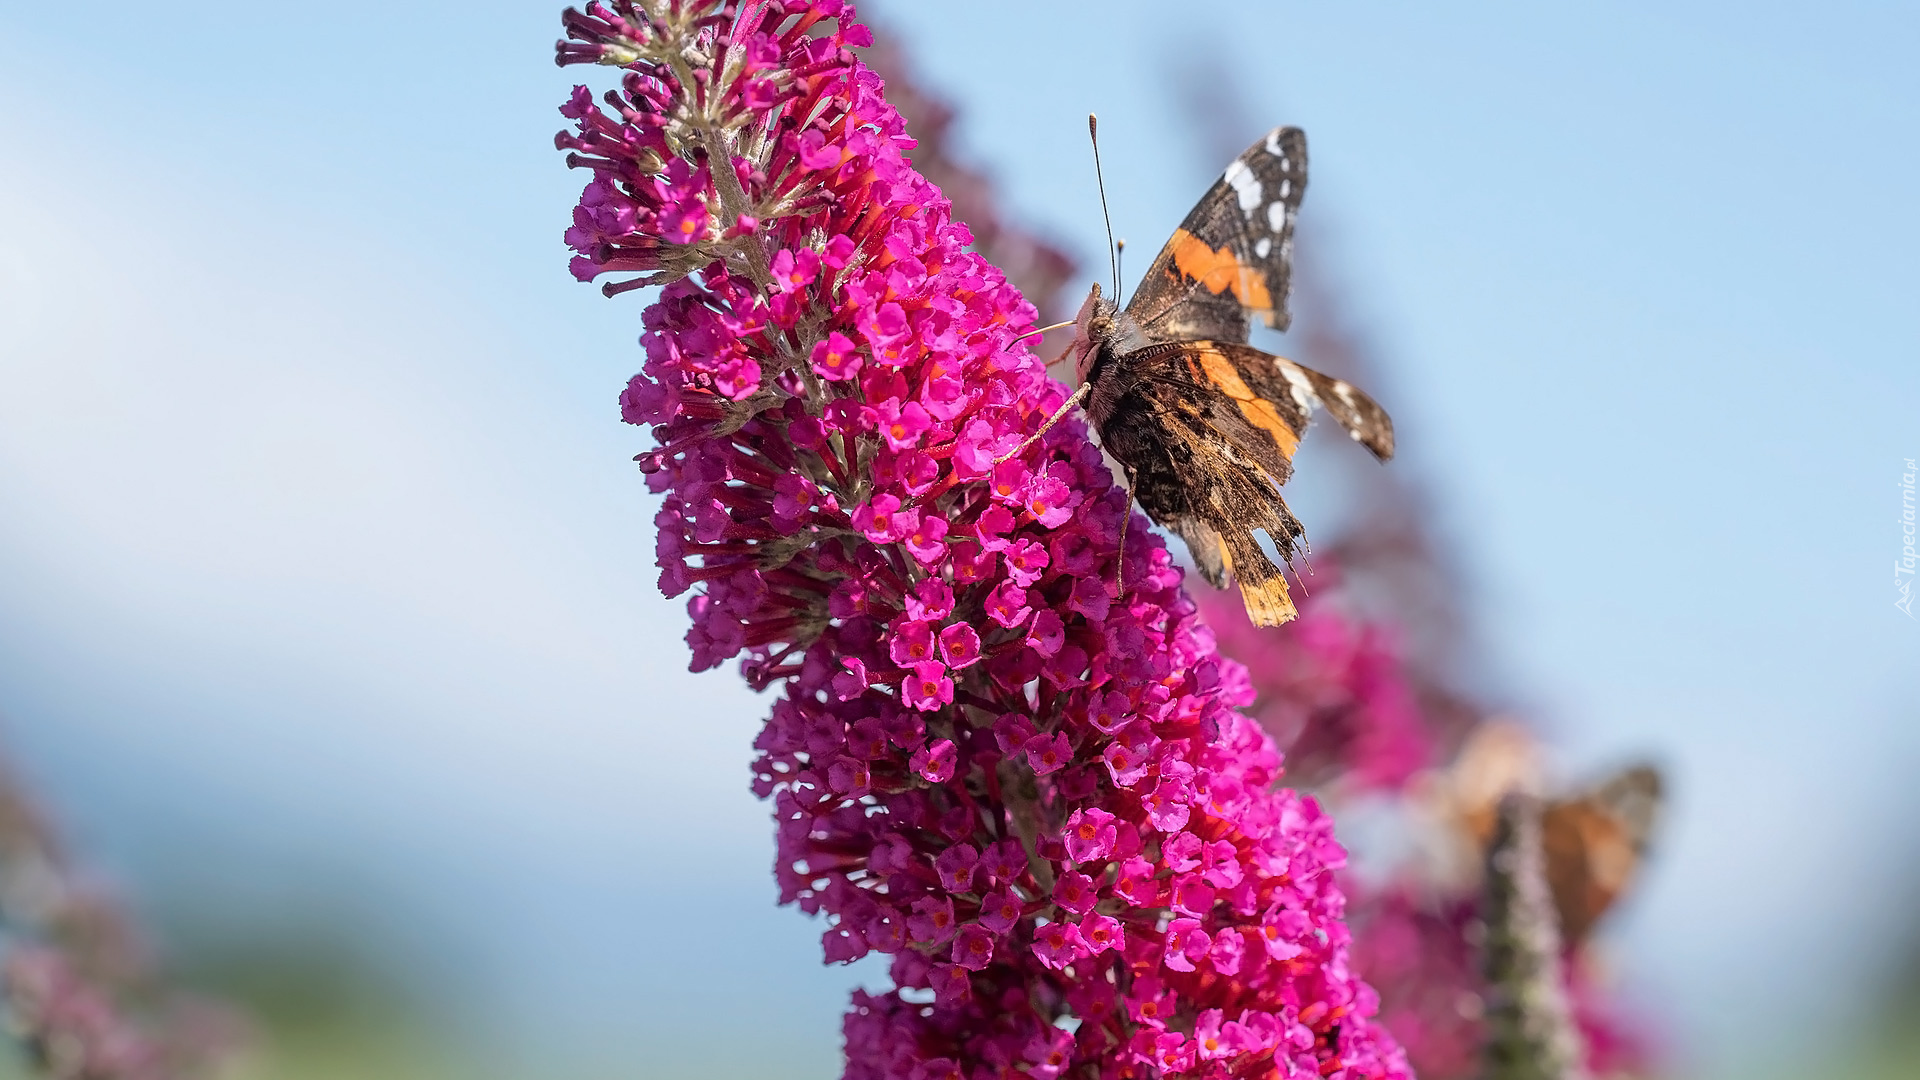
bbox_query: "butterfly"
[1433,722,1664,947]
[1538,763,1663,946]
[1041,124,1396,626]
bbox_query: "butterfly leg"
[993,383,1090,466]
[1114,466,1136,597]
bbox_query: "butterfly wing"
[1099,366,1305,626]
[1203,342,1396,463]
[1125,126,1308,343]
[1541,764,1663,946]
[1092,339,1396,627]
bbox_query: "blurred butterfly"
[1018,121,1394,626]
[1434,722,1664,947]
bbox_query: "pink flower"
[1151,1031,1196,1074]
[1063,807,1117,863]
[770,247,818,292]
[889,620,937,667]
[873,398,932,452]
[1163,918,1211,973]
[1142,778,1192,833]
[910,738,957,783]
[908,896,958,946]
[811,331,863,381]
[1103,736,1153,788]
[1053,872,1098,916]
[951,926,995,971]
[904,579,955,621]
[656,193,708,245]
[933,844,979,893]
[552,5,1408,1079]
[1026,608,1066,658]
[1085,690,1132,735]
[936,623,981,669]
[1079,913,1124,956]
[1020,471,1076,529]
[1023,732,1071,775]
[1208,926,1245,976]
[928,967,970,1008]
[1003,537,1049,584]
[978,890,1024,935]
[903,514,949,565]
[983,581,1031,627]
[1031,921,1083,971]
[771,473,825,527]
[1194,1010,1232,1061]
[904,661,954,712]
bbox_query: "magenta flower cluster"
[1195,577,1430,795]
[553,3,1408,1077]
[1343,889,1483,1080]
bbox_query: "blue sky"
[0,3,1914,1077]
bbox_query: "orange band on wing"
[1192,346,1300,460]
[1169,228,1273,313]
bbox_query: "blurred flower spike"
[1200,585,1432,796]
[0,764,240,1080]
[552,3,1409,1077]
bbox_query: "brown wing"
[1124,127,1308,344]
[1091,343,1314,626]
[1541,764,1663,946]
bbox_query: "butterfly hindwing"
[1150,341,1395,471]
[1125,126,1308,344]
[1087,342,1307,624]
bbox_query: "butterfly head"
[1059,283,1144,384]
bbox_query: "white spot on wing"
[1275,358,1320,416]
[1224,160,1263,215]
[1265,129,1287,156]
[1255,237,1272,258]
[1267,201,1289,232]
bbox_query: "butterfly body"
[1058,126,1394,625]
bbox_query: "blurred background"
[0,2,1915,1078]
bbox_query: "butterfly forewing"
[1126,126,1308,343]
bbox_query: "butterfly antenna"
[1008,319,1075,348]
[1089,114,1120,302]
[1115,239,1126,305]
